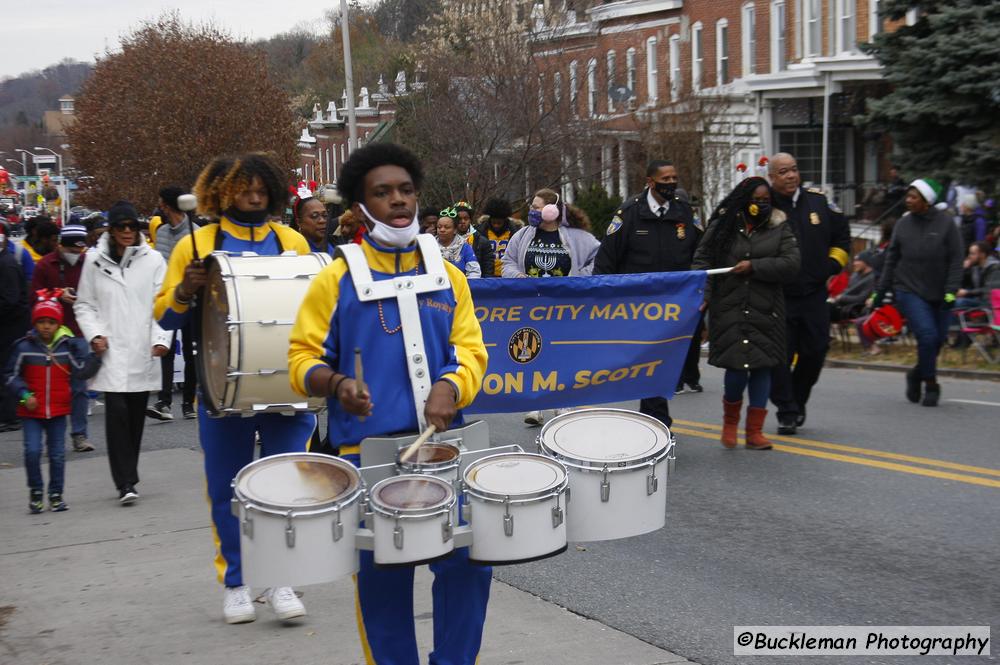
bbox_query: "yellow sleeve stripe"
[829,247,849,268]
[288,259,347,397]
[154,225,217,320]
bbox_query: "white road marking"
[946,399,1000,407]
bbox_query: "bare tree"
[67,14,300,211]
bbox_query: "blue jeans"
[23,416,67,494]
[724,368,772,408]
[70,381,88,437]
[895,290,950,381]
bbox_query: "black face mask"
[224,207,269,225]
[747,202,771,222]
[653,182,677,200]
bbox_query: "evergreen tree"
[861,0,1000,190]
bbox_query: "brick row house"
[527,0,896,216]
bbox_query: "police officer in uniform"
[767,153,850,434]
[595,159,702,433]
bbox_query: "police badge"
[675,223,686,240]
[810,212,821,225]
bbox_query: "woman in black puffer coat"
[692,176,800,450]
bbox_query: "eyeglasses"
[304,212,327,220]
[439,207,458,218]
[111,223,138,232]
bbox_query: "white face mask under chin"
[357,203,420,248]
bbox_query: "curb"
[825,358,1000,381]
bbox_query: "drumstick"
[354,348,367,423]
[398,425,437,463]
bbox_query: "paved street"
[1,364,997,664]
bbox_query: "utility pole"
[341,0,359,154]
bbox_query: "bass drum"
[199,251,331,415]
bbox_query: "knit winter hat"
[59,224,88,247]
[107,200,139,227]
[909,178,943,205]
[32,292,64,325]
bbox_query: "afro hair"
[482,197,512,220]
[336,143,423,207]
[193,153,288,220]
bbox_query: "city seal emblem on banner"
[508,327,543,364]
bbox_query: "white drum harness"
[336,234,450,431]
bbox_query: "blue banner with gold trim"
[465,272,706,413]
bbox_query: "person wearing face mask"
[289,142,490,665]
[594,160,701,435]
[766,153,851,435]
[153,153,316,626]
[692,176,800,450]
[30,224,95,451]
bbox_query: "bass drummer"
[288,143,491,665]
[153,153,317,625]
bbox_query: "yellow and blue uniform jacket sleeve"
[154,219,310,330]
[288,236,488,449]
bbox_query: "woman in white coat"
[75,201,170,504]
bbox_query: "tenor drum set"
[231,409,676,588]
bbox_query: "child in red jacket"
[3,291,102,513]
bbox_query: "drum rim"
[232,452,364,514]
[463,452,569,503]
[369,474,456,519]
[395,442,461,473]
[538,407,672,470]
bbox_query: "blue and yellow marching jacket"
[153,217,310,329]
[288,235,488,453]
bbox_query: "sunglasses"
[111,223,139,231]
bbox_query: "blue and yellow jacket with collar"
[288,235,488,451]
[153,217,310,329]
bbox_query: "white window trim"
[626,47,637,100]
[586,58,598,118]
[716,18,729,86]
[646,37,659,102]
[741,3,756,77]
[691,21,703,92]
[805,0,821,58]
[868,0,881,38]
[669,34,681,101]
[771,0,787,73]
[606,50,617,112]
[569,60,579,116]
[554,71,563,105]
[835,0,857,53]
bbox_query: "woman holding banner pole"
[692,176,800,450]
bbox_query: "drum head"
[466,453,565,497]
[199,257,230,409]
[539,409,669,466]
[374,476,452,511]
[235,453,360,511]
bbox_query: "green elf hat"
[909,178,943,205]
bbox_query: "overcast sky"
[3,1,337,79]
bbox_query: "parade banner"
[466,272,707,413]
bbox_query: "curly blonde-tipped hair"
[192,153,288,220]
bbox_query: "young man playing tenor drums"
[288,143,491,664]
[153,153,317,624]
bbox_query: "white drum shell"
[466,492,566,564]
[236,500,360,588]
[562,460,667,542]
[369,475,456,566]
[207,252,331,414]
[537,408,671,542]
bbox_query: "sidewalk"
[0,447,692,665]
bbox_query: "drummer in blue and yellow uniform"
[767,152,851,435]
[153,153,317,625]
[288,143,490,665]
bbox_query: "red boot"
[721,399,742,448]
[744,407,773,450]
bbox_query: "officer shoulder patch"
[606,214,624,236]
[807,187,841,213]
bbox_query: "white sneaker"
[524,410,544,426]
[263,587,305,620]
[223,585,256,624]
